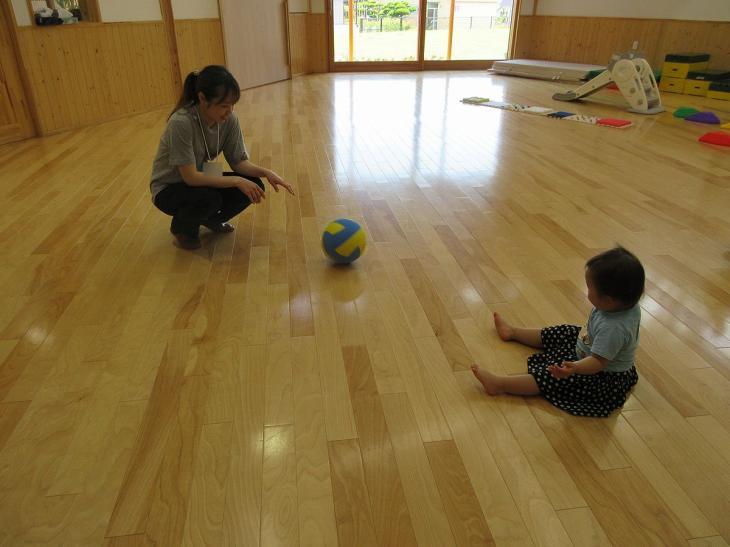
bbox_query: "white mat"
[491,59,606,82]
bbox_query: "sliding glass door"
[333,0,421,63]
[330,0,515,68]
[424,0,513,61]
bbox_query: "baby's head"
[585,246,645,311]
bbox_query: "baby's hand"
[548,361,576,379]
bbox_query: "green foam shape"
[673,107,700,119]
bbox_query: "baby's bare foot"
[493,312,513,342]
[471,365,503,396]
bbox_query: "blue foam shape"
[547,111,575,119]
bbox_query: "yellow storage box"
[659,77,686,93]
[684,70,730,96]
[708,91,730,101]
[707,80,730,101]
[662,53,710,79]
[684,80,711,96]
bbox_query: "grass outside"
[334,26,510,62]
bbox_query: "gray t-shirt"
[149,106,248,200]
[575,304,641,372]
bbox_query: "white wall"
[535,0,730,21]
[520,0,534,16]
[288,0,309,13]
[287,0,325,14]
[11,0,31,26]
[99,0,161,22]
[311,0,325,14]
[172,0,220,19]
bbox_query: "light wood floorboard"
[1,72,729,545]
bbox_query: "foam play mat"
[461,97,633,128]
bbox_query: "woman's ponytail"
[168,66,240,120]
[169,70,200,119]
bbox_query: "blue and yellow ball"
[322,218,366,264]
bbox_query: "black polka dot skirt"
[527,324,639,417]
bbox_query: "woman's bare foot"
[471,365,504,396]
[493,312,514,341]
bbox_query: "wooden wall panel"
[175,19,226,81]
[288,13,328,76]
[307,13,328,73]
[16,22,177,135]
[288,14,308,76]
[514,16,730,69]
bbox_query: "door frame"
[0,0,39,144]
[327,0,521,72]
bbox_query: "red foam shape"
[699,131,730,147]
[597,118,632,128]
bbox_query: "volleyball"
[321,218,366,264]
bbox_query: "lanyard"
[195,106,220,162]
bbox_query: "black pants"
[154,173,264,237]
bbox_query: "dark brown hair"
[586,246,645,307]
[169,65,241,118]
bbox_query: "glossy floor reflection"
[0,71,729,546]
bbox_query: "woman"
[150,65,294,249]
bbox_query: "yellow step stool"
[684,80,711,96]
[663,53,710,79]
[659,77,686,94]
[684,70,730,96]
[707,81,730,101]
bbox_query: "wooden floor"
[1,71,730,546]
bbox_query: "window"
[28,0,100,24]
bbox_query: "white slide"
[553,44,664,115]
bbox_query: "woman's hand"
[266,171,296,195]
[238,178,266,203]
[548,361,576,379]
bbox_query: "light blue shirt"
[575,304,641,372]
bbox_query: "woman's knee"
[181,187,222,217]
[199,187,223,207]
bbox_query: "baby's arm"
[548,354,608,378]
[552,321,629,378]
